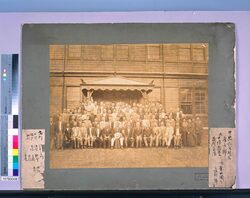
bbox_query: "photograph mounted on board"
[49,43,208,168]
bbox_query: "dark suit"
[134,127,143,148]
[95,128,103,148]
[63,128,72,149]
[102,127,111,148]
[143,128,151,147]
[195,120,203,146]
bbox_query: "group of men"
[50,100,204,150]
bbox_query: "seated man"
[156,122,165,147]
[86,123,96,148]
[102,126,111,148]
[71,122,80,149]
[79,122,87,149]
[121,128,129,148]
[150,123,158,147]
[134,122,143,148]
[95,124,103,148]
[111,128,124,149]
[143,126,151,147]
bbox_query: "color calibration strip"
[0,54,19,179]
[8,129,18,176]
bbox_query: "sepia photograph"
[49,43,208,168]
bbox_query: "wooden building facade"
[50,43,208,118]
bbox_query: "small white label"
[1,176,19,181]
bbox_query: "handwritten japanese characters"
[22,129,45,189]
[209,128,235,188]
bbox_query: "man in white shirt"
[166,122,174,148]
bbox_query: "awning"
[80,76,154,92]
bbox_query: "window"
[178,48,191,61]
[192,48,205,61]
[49,45,65,70]
[50,45,65,60]
[163,44,178,62]
[68,45,81,58]
[194,88,206,114]
[83,45,101,60]
[101,45,114,60]
[115,45,129,60]
[180,88,192,114]
[129,45,147,61]
[147,45,161,61]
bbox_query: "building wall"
[50,44,208,117]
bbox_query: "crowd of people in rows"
[50,100,204,150]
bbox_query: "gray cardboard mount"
[22,23,235,190]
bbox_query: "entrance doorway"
[91,90,142,104]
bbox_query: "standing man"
[56,116,64,150]
[64,123,72,149]
[195,117,203,146]
[50,116,56,150]
[166,122,174,148]
[181,118,188,147]
[174,118,181,148]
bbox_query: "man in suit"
[71,122,79,149]
[181,118,188,146]
[195,117,203,146]
[63,123,72,149]
[129,126,135,148]
[166,122,174,148]
[174,118,182,148]
[95,124,103,148]
[156,122,165,147]
[111,128,124,149]
[50,116,56,150]
[143,126,151,147]
[150,122,158,147]
[55,115,64,150]
[87,123,96,148]
[102,126,111,148]
[134,122,143,148]
[79,122,87,149]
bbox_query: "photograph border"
[22,23,235,190]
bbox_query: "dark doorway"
[92,90,142,104]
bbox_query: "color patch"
[13,135,18,148]
[13,156,18,163]
[13,163,18,169]
[13,149,18,156]
[13,169,18,176]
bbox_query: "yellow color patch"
[13,149,18,156]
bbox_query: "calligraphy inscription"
[209,128,236,188]
[21,129,45,189]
